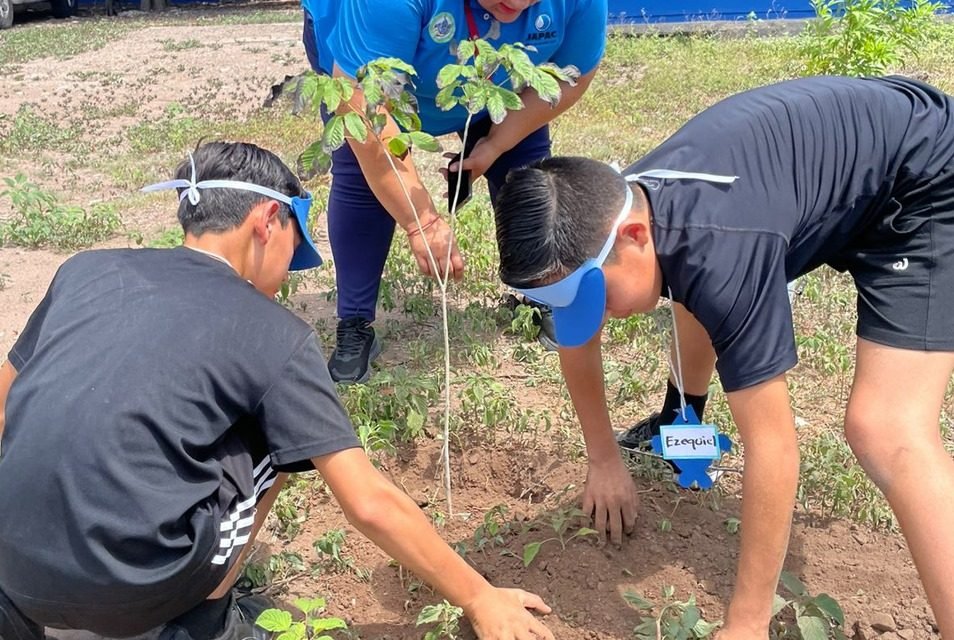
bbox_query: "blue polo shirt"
[302,0,607,135]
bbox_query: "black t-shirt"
[627,75,954,391]
[0,247,359,603]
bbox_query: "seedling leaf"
[796,615,829,640]
[771,594,789,617]
[408,131,441,152]
[312,617,348,632]
[813,593,845,625]
[622,591,654,611]
[522,541,542,567]
[780,571,808,597]
[343,112,368,142]
[256,609,293,632]
[321,115,346,153]
[693,619,721,637]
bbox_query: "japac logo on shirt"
[428,11,456,43]
[528,12,557,41]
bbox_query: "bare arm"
[722,374,800,637]
[313,448,553,639]
[559,330,638,545]
[0,360,18,442]
[331,65,463,281]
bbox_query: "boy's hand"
[463,587,554,639]
[581,456,639,546]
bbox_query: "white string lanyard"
[618,166,740,419]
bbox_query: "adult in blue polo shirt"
[301,0,608,383]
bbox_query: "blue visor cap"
[513,185,635,348]
[286,193,322,271]
[141,176,323,272]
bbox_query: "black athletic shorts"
[832,158,954,351]
[3,423,279,638]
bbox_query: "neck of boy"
[183,234,247,277]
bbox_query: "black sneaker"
[617,412,662,450]
[158,592,273,640]
[532,304,559,352]
[328,318,381,384]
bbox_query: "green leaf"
[387,134,410,158]
[634,619,658,639]
[682,605,701,629]
[522,541,542,567]
[498,87,523,111]
[780,571,808,597]
[297,140,331,180]
[256,609,293,632]
[812,593,845,625]
[530,70,561,107]
[693,619,721,638]
[321,115,346,152]
[456,39,477,63]
[771,594,789,617]
[486,89,507,124]
[622,591,654,611]
[796,615,829,640]
[408,131,441,152]
[294,597,326,615]
[575,527,599,537]
[343,111,368,142]
[276,630,302,640]
[436,85,460,111]
[437,64,463,89]
[416,604,443,625]
[312,617,348,632]
[391,109,416,132]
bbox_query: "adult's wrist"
[404,214,441,237]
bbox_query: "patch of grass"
[126,103,215,154]
[0,20,139,71]
[160,38,203,52]
[0,104,84,154]
[798,429,895,530]
[146,227,184,249]
[0,174,121,251]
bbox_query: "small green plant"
[472,504,512,552]
[161,38,202,52]
[625,586,721,640]
[0,174,120,250]
[509,303,541,342]
[256,597,348,640]
[416,600,464,640]
[313,529,356,575]
[800,0,943,76]
[770,572,847,640]
[724,517,742,535]
[146,227,185,249]
[521,507,598,567]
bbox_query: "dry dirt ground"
[0,8,946,640]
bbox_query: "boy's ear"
[619,219,651,246]
[250,200,282,244]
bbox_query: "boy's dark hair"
[494,156,640,288]
[174,141,304,236]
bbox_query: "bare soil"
[0,8,942,640]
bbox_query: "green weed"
[800,0,944,76]
[416,600,464,640]
[0,174,120,250]
[770,572,848,640]
[256,596,348,640]
[0,105,83,154]
[624,586,721,639]
[520,506,598,567]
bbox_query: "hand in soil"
[464,587,555,640]
[581,457,639,546]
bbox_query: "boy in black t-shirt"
[0,142,554,640]
[493,76,954,639]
